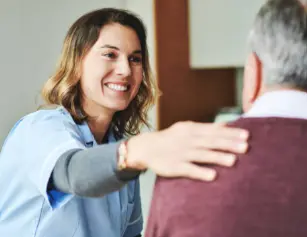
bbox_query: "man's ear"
[242,53,262,111]
[250,53,262,101]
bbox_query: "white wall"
[0,0,157,230]
[188,0,266,68]
[0,0,24,144]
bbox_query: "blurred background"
[0,0,265,228]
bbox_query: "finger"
[212,121,226,126]
[196,137,248,154]
[176,163,217,181]
[188,150,237,167]
[192,122,249,141]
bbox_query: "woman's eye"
[129,56,142,64]
[103,52,117,59]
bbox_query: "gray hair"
[248,0,307,89]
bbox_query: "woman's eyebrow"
[100,44,142,54]
[132,50,142,54]
[100,44,120,50]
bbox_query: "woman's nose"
[115,58,132,77]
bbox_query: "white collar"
[243,90,307,120]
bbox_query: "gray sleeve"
[50,142,141,197]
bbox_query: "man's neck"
[243,89,307,119]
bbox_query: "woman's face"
[81,23,143,116]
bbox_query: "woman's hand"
[126,121,249,181]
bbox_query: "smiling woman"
[0,8,249,237]
[81,23,143,119]
[42,9,155,141]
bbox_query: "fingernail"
[225,155,236,166]
[237,143,248,152]
[240,131,249,139]
[206,170,217,181]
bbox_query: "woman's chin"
[106,103,130,113]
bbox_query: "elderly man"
[145,0,307,236]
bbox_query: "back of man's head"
[250,0,307,87]
[243,0,307,111]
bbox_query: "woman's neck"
[82,99,115,144]
[88,116,113,144]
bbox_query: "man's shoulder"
[227,116,307,129]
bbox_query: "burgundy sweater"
[145,117,307,237]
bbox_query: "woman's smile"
[104,82,131,92]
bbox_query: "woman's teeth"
[106,83,128,92]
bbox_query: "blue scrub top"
[0,107,143,237]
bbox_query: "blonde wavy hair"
[41,8,158,139]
